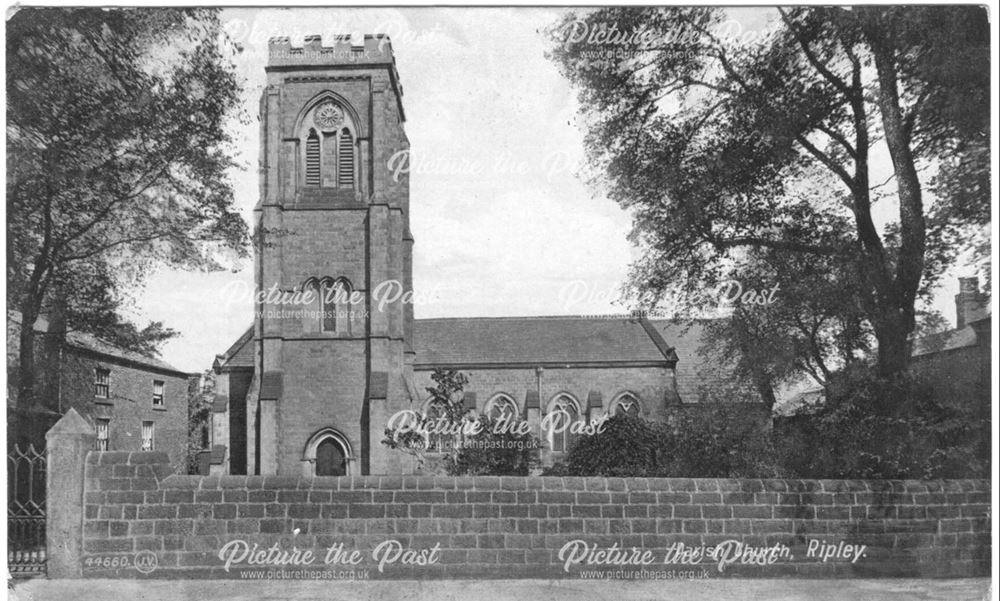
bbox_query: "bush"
[775,368,989,479]
[548,409,779,478]
[552,415,662,477]
[662,405,780,478]
[447,416,541,476]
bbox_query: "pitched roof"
[8,311,187,375]
[648,319,729,402]
[412,315,675,367]
[912,308,990,357]
[412,316,732,403]
[215,326,254,370]
[912,326,980,356]
[213,316,736,403]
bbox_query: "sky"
[130,7,972,373]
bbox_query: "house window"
[152,380,164,407]
[94,368,110,399]
[141,421,154,451]
[96,419,110,451]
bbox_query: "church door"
[315,437,346,476]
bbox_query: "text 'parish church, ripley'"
[210,34,744,477]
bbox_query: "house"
[7,311,192,470]
[911,277,992,413]
[774,276,992,416]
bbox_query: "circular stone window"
[313,102,344,131]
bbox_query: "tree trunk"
[873,309,912,377]
[861,9,926,377]
[752,372,778,410]
[17,300,40,411]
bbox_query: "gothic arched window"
[547,394,581,453]
[611,392,642,418]
[300,100,357,191]
[485,394,518,421]
[316,278,352,334]
[320,279,338,332]
[301,278,322,334]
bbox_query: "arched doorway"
[303,428,352,476]
[315,437,346,476]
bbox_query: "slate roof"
[9,311,187,375]
[412,316,675,366]
[911,308,990,357]
[647,319,719,402]
[911,327,979,356]
[215,326,254,369]
[215,316,732,403]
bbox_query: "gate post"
[45,408,95,578]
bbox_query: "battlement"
[267,34,396,68]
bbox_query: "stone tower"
[249,34,415,476]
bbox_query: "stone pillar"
[45,408,96,578]
[258,399,278,474]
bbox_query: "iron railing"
[7,443,47,576]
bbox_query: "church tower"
[249,34,415,475]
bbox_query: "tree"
[382,369,541,475]
[547,7,989,377]
[7,8,250,407]
[698,246,873,406]
[185,370,215,474]
[382,369,470,471]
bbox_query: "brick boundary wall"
[72,451,991,580]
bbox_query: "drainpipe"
[535,366,543,409]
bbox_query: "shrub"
[554,415,662,477]
[775,368,989,479]
[447,416,541,476]
[661,405,780,478]
[550,409,779,478]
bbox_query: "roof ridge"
[220,325,254,360]
[414,314,643,322]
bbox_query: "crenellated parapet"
[267,34,398,71]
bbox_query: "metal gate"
[7,443,46,576]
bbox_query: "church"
[209,34,745,477]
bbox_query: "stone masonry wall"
[79,451,989,579]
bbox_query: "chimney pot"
[955,277,985,329]
[959,277,979,293]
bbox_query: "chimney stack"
[955,277,986,329]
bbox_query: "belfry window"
[300,100,358,191]
[338,128,354,188]
[305,129,321,186]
